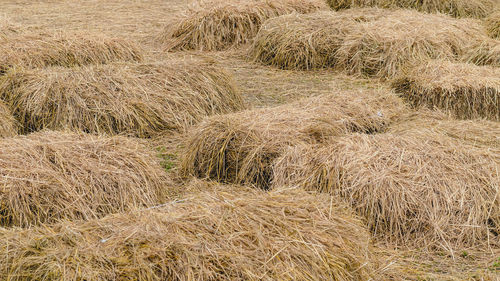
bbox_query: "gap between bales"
[0,59,244,137]
[159,0,327,51]
[0,100,16,137]
[0,130,174,228]
[392,60,500,121]
[0,187,373,280]
[272,131,500,253]
[326,0,498,18]
[251,9,487,78]
[0,32,143,74]
[181,89,408,189]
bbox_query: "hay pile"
[0,60,243,136]
[486,10,500,38]
[0,187,373,280]
[0,32,143,74]
[392,60,500,121]
[181,89,407,189]
[159,0,327,51]
[326,0,497,18]
[252,9,486,78]
[0,130,172,228]
[272,132,500,252]
[251,11,357,70]
[463,39,500,66]
[0,100,16,137]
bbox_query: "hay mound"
[0,187,373,280]
[181,89,407,189]
[160,0,327,51]
[0,32,143,74]
[0,60,243,136]
[326,0,497,18]
[251,11,357,70]
[392,60,500,121]
[463,39,500,66]
[252,9,486,78]
[0,130,172,228]
[486,10,500,38]
[0,101,16,137]
[273,132,500,251]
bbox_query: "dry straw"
[0,100,16,137]
[0,60,244,136]
[160,0,327,51]
[272,132,500,252]
[463,39,500,67]
[0,187,373,280]
[392,60,500,121]
[388,109,500,151]
[485,10,500,38]
[0,32,143,74]
[0,130,173,228]
[326,0,497,18]
[181,89,407,189]
[0,15,18,39]
[252,9,486,78]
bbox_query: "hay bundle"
[392,60,500,121]
[251,8,399,71]
[0,187,373,280]
[251,11,358,70]
[486,10,500,38]
[463,39,500,66]
[273,132,500,251]
[252,9,485,78]
[181,89,407,189]
[326,0,497,18]
[160,0,326,51]
[0,130,172,228]
[335,10,485,78]
[0,100,16,137]
[0,60,243,136]
[0,32,143,74]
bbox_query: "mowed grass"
[0,0,499,280]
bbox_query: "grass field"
[0,0,499,280]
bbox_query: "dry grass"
[159,0,327,51]
[0,100,16,138]
[272,132,500,253]
[326,0,498,18]
[181,89,407,189]
[0,59,244,137]
[251,11,358,71]
[0,130,173,228]
[0,31,143,74]
[463,39,500,67]
[486,10,500,38]
[392,60,500,121]
[377,247,500,280]
[0,0,187,44]
[0,186,373,280]
[0,15,18,39]
[252,9,486,78]
[388,109,500,151]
